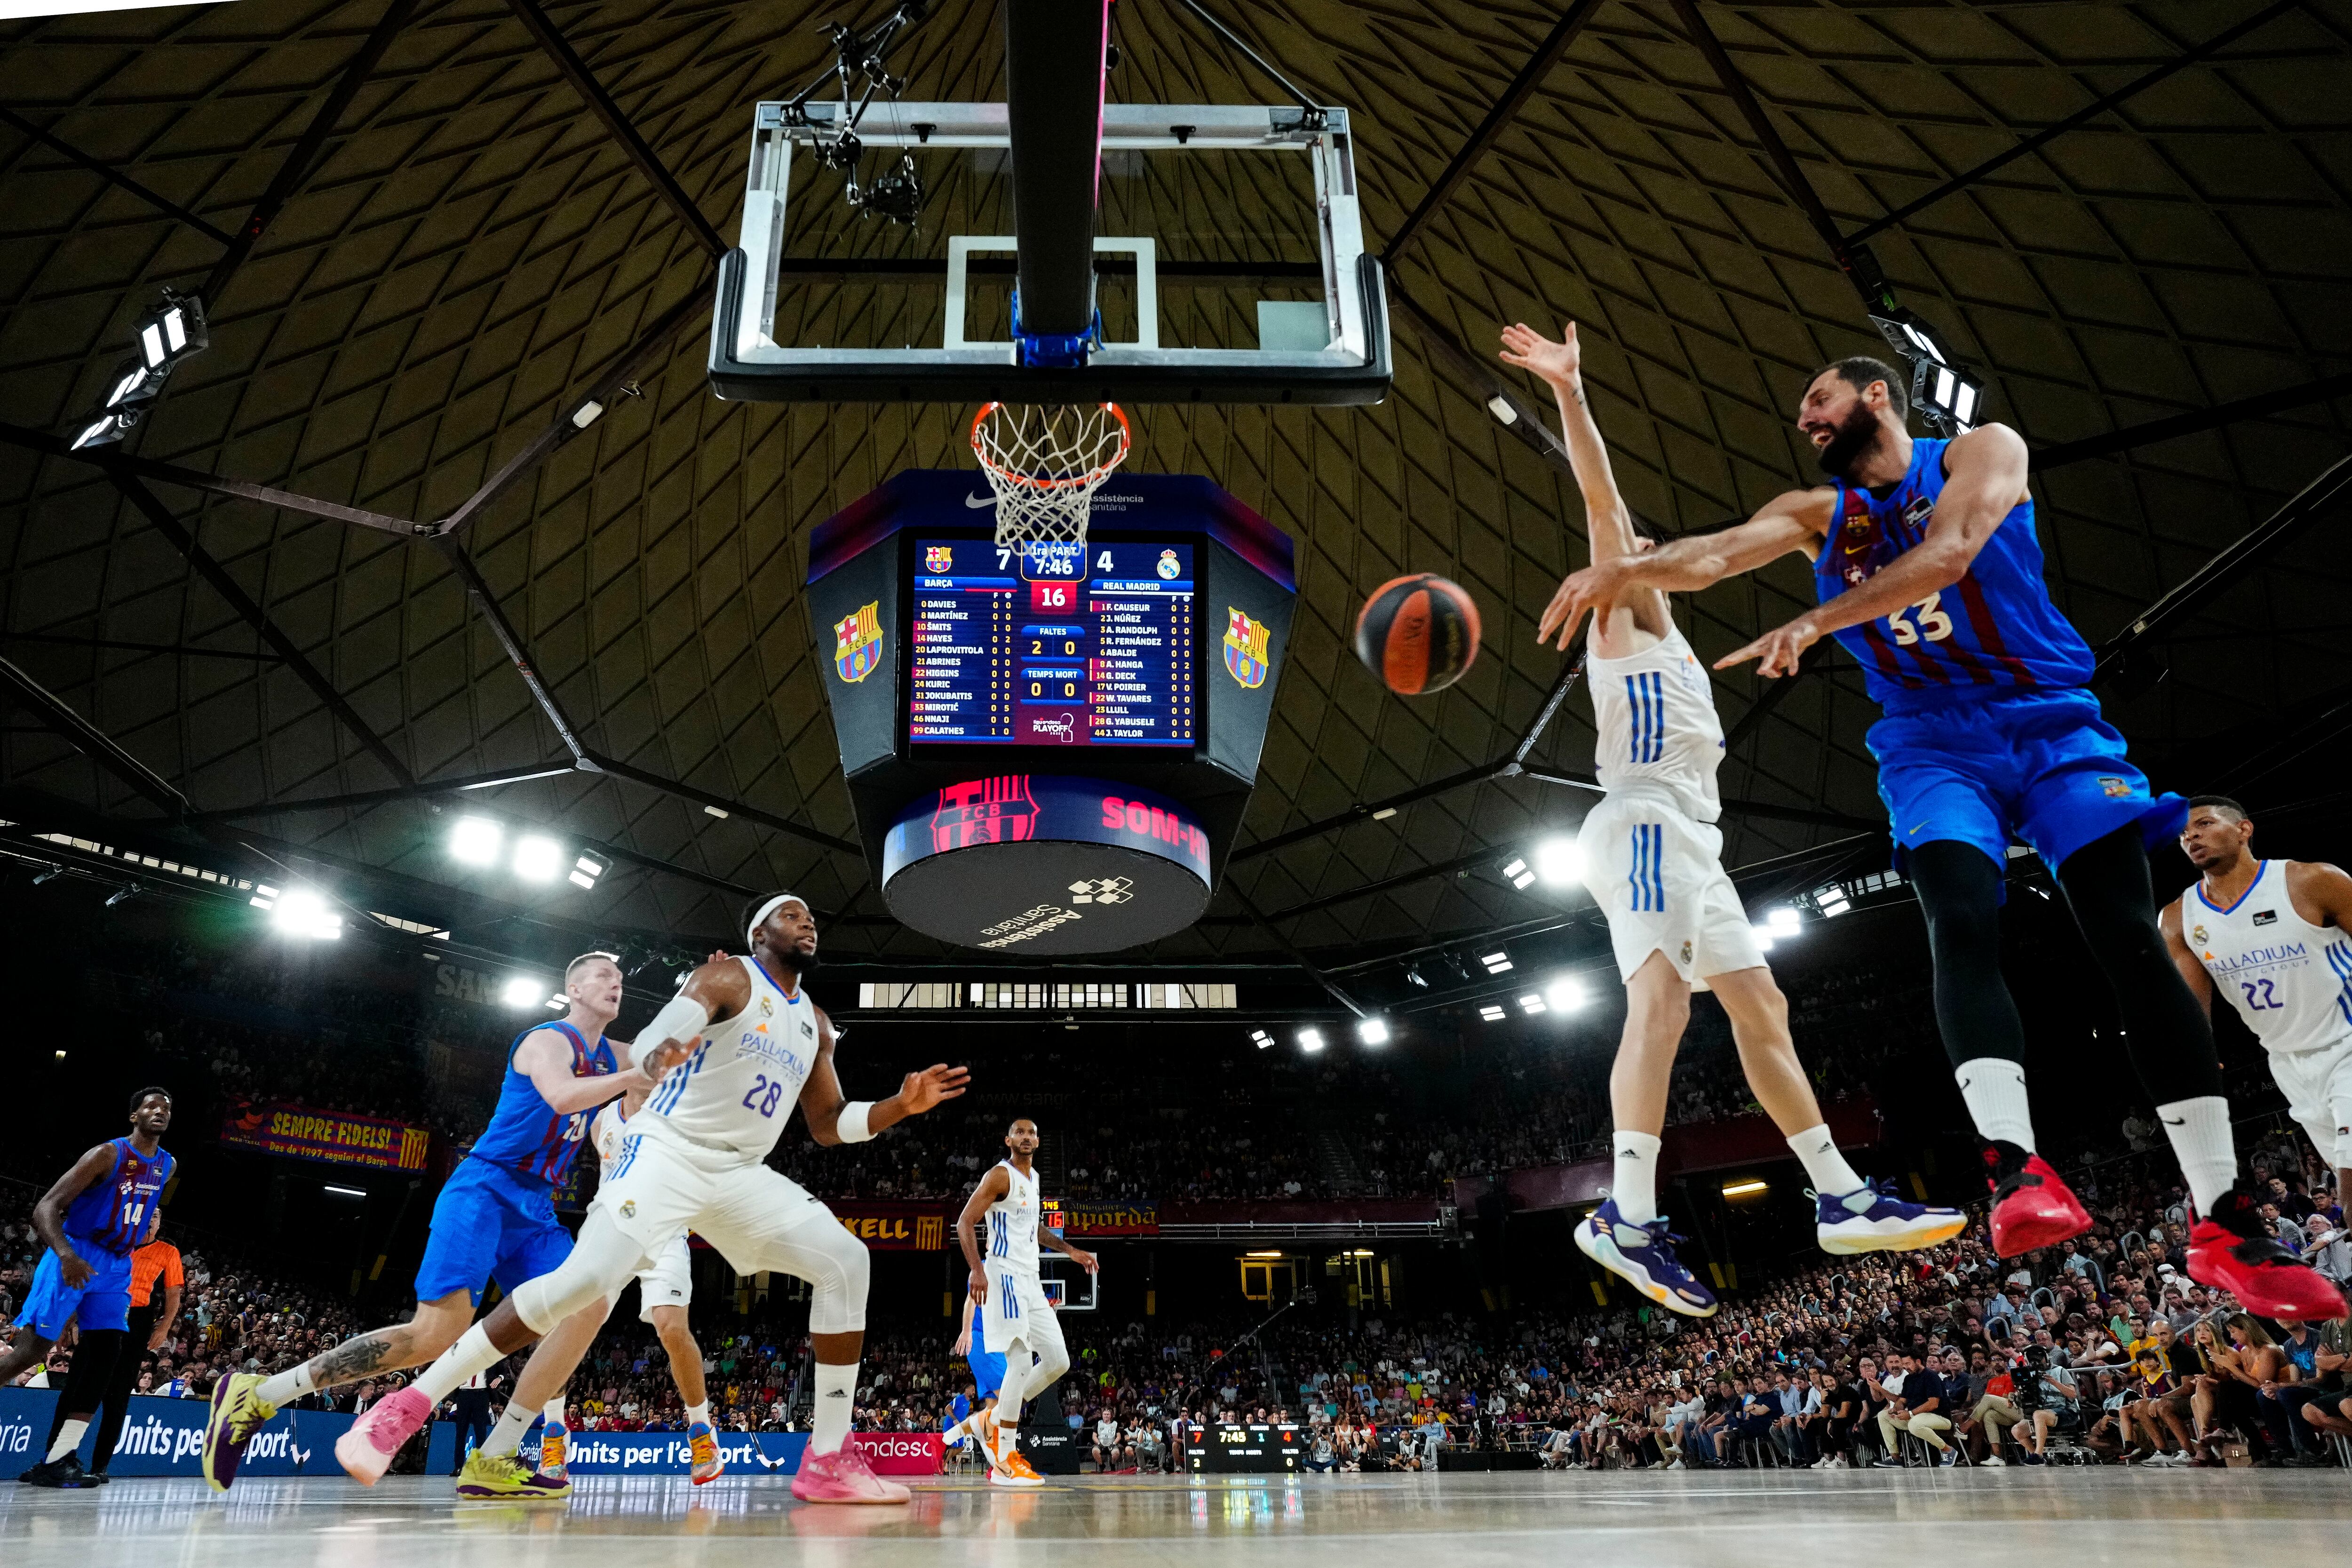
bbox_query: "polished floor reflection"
[2,1468,2340,1568]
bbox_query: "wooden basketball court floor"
[2,1469,2339,1568]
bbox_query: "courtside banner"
[221,1099,434,1172]
[828,1200,950,1250]
[427,1425,941,1475]
[0,1387,352,1477]
[1056,1199,1158,1236]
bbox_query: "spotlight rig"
[69,289,208,449]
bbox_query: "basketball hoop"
[969,401,1131,549]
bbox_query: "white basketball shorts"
[596,1122,842,1284]
[1578,791,1764,989]
[636,1233,693,1325]
[978,1268,1064,1360]
[2270,1035,2352,1169]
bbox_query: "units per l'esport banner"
[0,1386,352,1476]
[220,1099,433,1172]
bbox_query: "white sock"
[2158,1096,2237,1214]
[543,1396,566,1429]
[46,1417,87,1464]
[810,1361,857,1456]
[1787,1124,1869,1206]
[416,1324,504,1406]
[1955,1058,2035,1151]
[255,1360,318,1407]
[686,1401,711,1429]
[481,1400,535,1459]
[1611,1130,1662,1226]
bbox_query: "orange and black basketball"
[1354,573,1482,696]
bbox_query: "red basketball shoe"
[2187,1187,2348,1321]
[1985,1146,2090,1258]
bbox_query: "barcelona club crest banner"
[834,600,883,683]
[1222,607,1270,688]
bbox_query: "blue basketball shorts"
[967,1304,1006,1399]
[14,1243,132,1338]
[1869,686,2185,881]
[413,1155,573,1307]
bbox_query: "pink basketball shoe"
[334,1386,432,1485]
[790,1443,911,1504]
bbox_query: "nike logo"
[1908,820,1930,835]
[2160,1116,2185,1126]
[965,492,997,509]
[824,1389,849,1398]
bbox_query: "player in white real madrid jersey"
[954,1117,1098,1485]
[334,894,969,1502]
[2167,796,2352,1213]
[1501,321,1964,1317]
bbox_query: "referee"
[79,1212,183,1479]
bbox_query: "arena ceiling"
[2,0,2349,992]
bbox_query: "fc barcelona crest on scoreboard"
[1223,607,1270,689]
[833,601,883,683]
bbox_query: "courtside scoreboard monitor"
[808,471,1295,954]
[1188,1422,1305,1473]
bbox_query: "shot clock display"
[907,538,1197,748]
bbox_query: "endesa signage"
[427,1424,942,1476]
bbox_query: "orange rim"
[969,401,1131,491]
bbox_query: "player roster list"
[908,538,1196,748]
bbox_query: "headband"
[747,893,808,949]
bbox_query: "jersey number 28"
[740,1075,787,1117]
[1884,592,1955,646]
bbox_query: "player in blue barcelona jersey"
[1540,354,2342,1321]
[203,951,676,1493]
[0,1086,175,1487]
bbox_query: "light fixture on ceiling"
[449,815,502,866]
[1479,950,1513,975]
[1544,975,1589,1013]
[67,289,207,450]
[569,853,606,891]
[1249,1027,1273,1050]
[1477,1003,1506,1023]
[1297,1026,1326,1053]
[501,975,551,1009]
[265,886,342,940]
[1357,1017,1390,1046]
[1534,837,1584,886]
[1501,855,1534,891]
[1868,305,1983,435]
[511,835,563,883]
[1517,992,1546,1015]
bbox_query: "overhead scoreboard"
[807,471,1295,954]
[908,539,1197,749]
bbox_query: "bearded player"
[331,894,969,1501]
[1538,355,2340,1319]
[2167,796,2352,1227]
[955,1117,1097,1485]
[1502,322,1963,1317]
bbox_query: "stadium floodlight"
[1517,993,1547,1015]
[135,291,208,372]
[511,834,564,883]
[501,975,550,1008]
[1815,882,1853,918]
[1501,856,1534,891]
[268,886,342,940]
[1297,1026,1327,1053]
[1249,1027,1273,1049]
[1479,950,1513,975]
[69,408,143,450]
[1911,358,1985,433]
[569,853,606,891]
[547,992,568,1011]
[1478,1003,1506,1022]
[1534,837,1584,886]
[449,815,503,865]
[1357,1017,1390,1045]
[1765,907,1801,938]
[1544,975,1589,1013]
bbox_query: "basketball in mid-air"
[1354,573,1482,696]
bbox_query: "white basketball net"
[969,401,1132,549]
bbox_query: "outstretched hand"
[1535,560,1626,651]
[1498,321,1581,387]
[1714,615,1820,678]
[898,1063,969,1116]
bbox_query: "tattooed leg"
[254,1289,477,1405]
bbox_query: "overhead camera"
[852,152,925,227]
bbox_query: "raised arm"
[796,1005,969,1146]
[1718,422,2030,677]
[1536,488,1830,652]
[515,1025,652,1116]
[2157,898,2214,1016]
[956,1164,1013,1304]
[1499,323,1667,655]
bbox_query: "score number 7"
[1884,591,1955,647]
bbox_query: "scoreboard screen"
[907,538,1198,749]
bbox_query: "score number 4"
[1884,591,1955,647]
